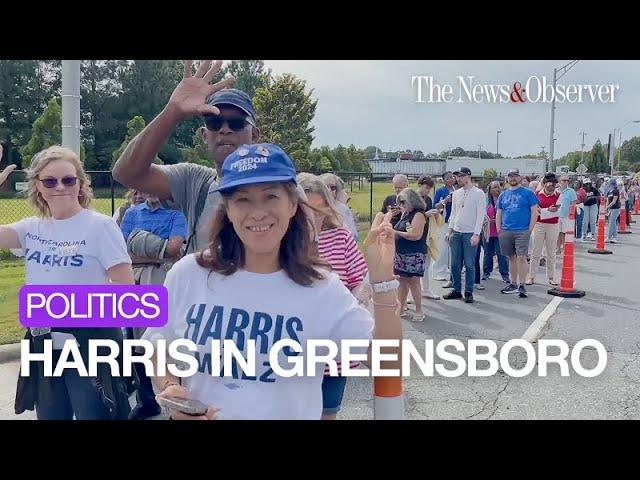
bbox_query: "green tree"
[20,98,63,167]
[557,151,584,172]
[363,146,380,158]
[319,156,333,173]
[0,60,40,167]
[111,115,162,167]
[587,139,608,174]
[118,60,191,164]
[347,144,366,171]
[81,60,130,171]
[483,168,498,181]
[333,144,351,172]
[619,135,640,170]
[253,73,317,170]
[180,129,211,167]
[20,97,86,167]
[222,60,270,100]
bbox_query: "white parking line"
[521,296,564,343]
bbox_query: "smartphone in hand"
[157,395,210,416]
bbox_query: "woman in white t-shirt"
[144,144,401,420]
[0,145,134,420]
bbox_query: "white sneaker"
[422,291,442,300]
[610,238,617,244]
[605,237,610,243]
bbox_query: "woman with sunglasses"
[143,143,401,420]
[297,173,369,420]
[0,145,134,420]
[392,188,428,322]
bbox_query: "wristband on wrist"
[371,279,399,293]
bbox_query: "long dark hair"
[196,182,329,286]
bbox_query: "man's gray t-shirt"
[160,163,221,254]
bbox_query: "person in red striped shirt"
[297,173,369,420]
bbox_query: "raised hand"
[167,60,237,120]
[364,212,396,283]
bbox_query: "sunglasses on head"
[38,176,78,188]
[203,114,254,132]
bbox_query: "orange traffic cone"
[618,202,632,234]
[550,204,585,298]
[588,196,612,255]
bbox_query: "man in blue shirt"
[496,168,539,298]
[556,174,578,255]
[120,194,187,420]
[432,171,456,281]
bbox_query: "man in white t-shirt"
[442,167,486,304]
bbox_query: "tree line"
[0,60,372,191]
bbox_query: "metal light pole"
[548,60,579,172]
[579,131,587,166]
[478,144,483,160]
[61,61,81,157]
[496,130,502,158]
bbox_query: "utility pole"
[549,60,579,172]
[579,131,587,166]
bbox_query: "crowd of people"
[0,58,638,420]
[379,167,636,311]
[0,60,400,421]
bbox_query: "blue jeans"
[582,204,598,238]
[35,350,112,420]
[575,209,584,238]
[450,231,478,294]
[608,209,620,239]
[322,375,348,415]
[483,236,510,281]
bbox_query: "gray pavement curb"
[0,343,21,364]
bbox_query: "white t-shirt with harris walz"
[9,208,131,348]
[142,254,375,420]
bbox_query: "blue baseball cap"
[214,144,297,193]
[206,88,257,123]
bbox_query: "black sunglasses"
[203,115,254,132]
[398,199,407,206]
[38,176,78,188]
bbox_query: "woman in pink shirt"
[297,173,369,420]
[481,181,510,284]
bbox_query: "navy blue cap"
[207,88,257,122]
[453,167,472,176]
[214,144,297,193]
